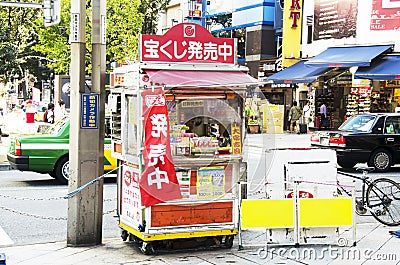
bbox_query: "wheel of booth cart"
[120,228,235,254]
[224,235,234,248]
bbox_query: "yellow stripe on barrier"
[299,198,353,227]
[241,199,294,228]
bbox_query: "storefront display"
[314,87,334,129]
[345,87,372,117]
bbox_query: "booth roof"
[144,69,260,87]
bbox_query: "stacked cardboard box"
[261,103,284,134]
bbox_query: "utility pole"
[67,0,105,246]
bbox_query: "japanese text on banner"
[140,88,182,207]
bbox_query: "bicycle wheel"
[366,178,400,226]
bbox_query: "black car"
[310,113,400,172]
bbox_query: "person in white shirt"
[54,99,67,122]
[302,100,312,132]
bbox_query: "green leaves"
[1,0,169,78]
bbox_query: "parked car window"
[371,116,384,134]
[384,116,400,134]
[339,114,376,132]
[46,115,69,135]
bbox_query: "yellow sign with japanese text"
[282,0,303,68]
[231,124,241,155]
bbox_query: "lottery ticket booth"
[108,23,261,254]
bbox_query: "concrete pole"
[67,0,103,246]
[91,0,106,239]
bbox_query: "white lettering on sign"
[150,114,168,138]
[143,40,233,62]
[148,144,167,166]
[143,39,160,58]
[148,167,169,189]
[204,42,218,60]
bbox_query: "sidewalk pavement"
[0,136,10,171]
[1,222,400,265]
[1,133,400,264]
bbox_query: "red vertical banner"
[141,88,182,207]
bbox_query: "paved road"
[0,171,119,246]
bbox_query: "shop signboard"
[231,124,242,155]
[371,0,400,31]
[140,23,235,64]
[350,87,372,97]
[120,164,142,229]
[352,78,371,87]
[314,0,357,40]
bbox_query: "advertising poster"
[120,165,142,229]
[371,0,400,30]
[197,166,225,199]
[314,0,358,40]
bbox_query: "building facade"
[158,0,283,78]
[268,0,400,129]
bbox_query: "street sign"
[81,93,99,129]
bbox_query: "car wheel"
[337,157,357,169]
[49,171,56,179]
[54,156,69,184]
[368,149,392,172]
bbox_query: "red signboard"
[371,0,400,30]
[140,23,235,64]
[350,87,372,96]
[141,88,182,207]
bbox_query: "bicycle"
[337,167,400,226]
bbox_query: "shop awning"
[265,60,332,84]
[145,69,260,87]
[354,55,400,80]
[305,44,394,67]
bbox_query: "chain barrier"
[0,205,117,221]
[64,162,125,199]
[0,194,65,201]
[0,193,117,202]
[0,164,124,221]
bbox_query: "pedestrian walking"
[288,101,302,133]
[55,99,67,122]
[302,100,312,132]
[44,103,55,124]
[319,102,329,129]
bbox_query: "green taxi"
[7,116,117,184]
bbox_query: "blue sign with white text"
[81,93,99,129]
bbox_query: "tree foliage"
[139,0,171,34]
[34,0,143,75]
[0,3,45,83]
[0,0,168,79]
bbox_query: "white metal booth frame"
[238,148,356,249]
[108,60,261,253]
